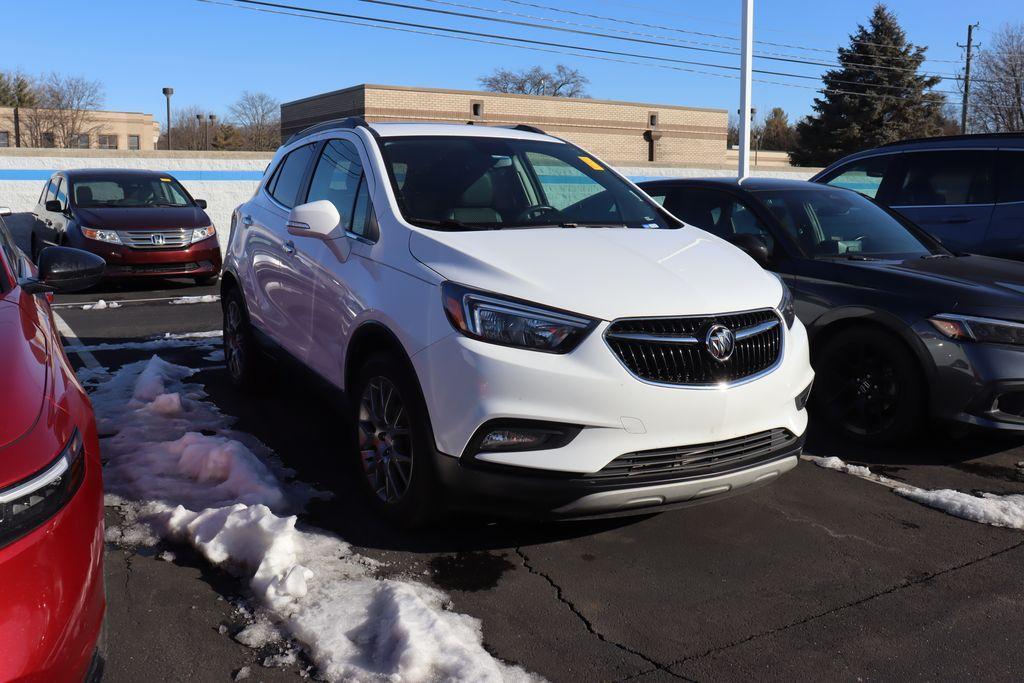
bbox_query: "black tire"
[222,286,265,391]
[30,235,40,264]
[352,352,443,527]
[194,273,220,286]
[812,326,925,445]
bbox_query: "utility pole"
[737,0,754,179]
[959,23,979,134]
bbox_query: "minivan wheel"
[812,327,924,445]
[222,287,264,391]
[353,353,442,527]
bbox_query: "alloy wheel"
[358,377,414,504]
[819,343,900,436]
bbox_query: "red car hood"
[0,299,49,450]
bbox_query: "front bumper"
[919,321,1024,431]
[69,233,222,279]
[413,318,813,514]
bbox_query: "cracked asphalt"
[15,203,1023,681]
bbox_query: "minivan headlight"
[442,282,596,353]
[81,227,122,244]
[190,225,216,243]
[774,274,796,328]
[929,314,1024,345]
[0,430,86,548]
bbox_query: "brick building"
[0,107,160,151]
[280,84,729,167]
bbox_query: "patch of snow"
[204,348,226,362]
[234,666,252,681]
[806,455,898,485]
[158,550,176,562]
[895,488,1024,530]
[65,331,222,354]
[82,299,121,310]
[96,355,537,683]
[170,294,220,305]
[263,650,299,668]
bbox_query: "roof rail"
[508,124,547,135]
[286,117,373,144]
[880,132,1023,147]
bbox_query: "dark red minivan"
[31,169,222,285]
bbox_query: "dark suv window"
[890,150,995,206]
[649,187,775,251]
[822,154,895,199]
[267,144,316,208]
[997,151,1024,203]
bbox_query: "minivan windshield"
[381,136,677,230]
[752,188,938,259]
[70,174,194,208]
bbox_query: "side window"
[997,151,1024,204]
[44,178,59,204]
[891,151,995,206]
[350,176,379,241]
[54,177,68,209]
[658,187,775,251]
[268,144,316,208]
[823,154,894,199]
[305,139,364,228]
[0,222,20,284]
[525,151,605,210]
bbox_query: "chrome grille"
[117,228,191,249]
[584,428,798,486]
[605,309,782,386]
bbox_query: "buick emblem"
[151,233,166,246]
[705,324,735,362]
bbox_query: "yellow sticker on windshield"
[160,177,172,182]
[578,156,604,171]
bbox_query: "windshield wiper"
[558,222,628,229]
[407,217,495,231]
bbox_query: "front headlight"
[0,430,86,548]
[774,274,796,328]
[929,314,1024,345]
[190,225,216,243]
[81,227,122,244]
[442,282,596,353]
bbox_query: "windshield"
[70,174,194,208]
[381,136,676,230]
[752,188,936,259]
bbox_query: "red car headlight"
[0,430,85,548]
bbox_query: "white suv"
[222,119,814,525]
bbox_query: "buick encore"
[221,120,814,525]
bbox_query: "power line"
[199,0,962,107]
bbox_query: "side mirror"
[287,200,342,239]
[729,234,771,267]
[21,246,105,294]
[45,199,63,213]
[194,199,208,209]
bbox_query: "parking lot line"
[53,311,101,370]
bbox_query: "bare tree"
[229,91,280,151]
[21,73,105,148]
[479,64,589,97]
[968,23,1024,133]
[157,105,209,151]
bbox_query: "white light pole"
[737,0,754,179]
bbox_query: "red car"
[31,169,222,285]
[0,207,107,682]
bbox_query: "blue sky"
[1,0,1017,125]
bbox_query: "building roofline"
[0,106,153,117]
[281,83,727,114]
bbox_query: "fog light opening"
[795,381,814,411]
[467,420,582,457]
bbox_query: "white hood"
[409,226,783,320]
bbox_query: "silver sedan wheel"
[358,377,414,504]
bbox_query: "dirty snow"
[65,330,222,354]
[90,356,537,682]
[171,294,220,305]
[82,299,121,310]
[810,455,1024,532]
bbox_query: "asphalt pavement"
[34,214,1024,682]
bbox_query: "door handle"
[242,214,253,227]
[283,240,296,255]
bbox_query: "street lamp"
[162,87,174,150]
[208,114,217,150]
[197,114,216,151]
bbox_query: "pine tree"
[790,4,946,167]
[0,71,38,107]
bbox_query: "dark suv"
[811,134,1024,259]
[31,169,221,284]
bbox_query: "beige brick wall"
[0,107,160,150]
[280,84,729,166]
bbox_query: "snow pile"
[83,299,121,310]
[895,488,1024,530]
[93,356,536,682]
[171,294,220,305]
[810,455,1024,531]
[66,330,222,354]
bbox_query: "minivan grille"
[117,228,191,249]
[605,309,782,385]
[584,428,798,486]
